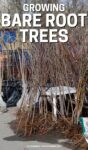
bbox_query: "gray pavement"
[0,108,72,150]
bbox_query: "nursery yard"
[0,108,72,150]
[0,1,88,150]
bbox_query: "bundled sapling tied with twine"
[11,31,88,150]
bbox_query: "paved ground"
[0,108,73,150]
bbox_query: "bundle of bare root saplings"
[10,30,88,150]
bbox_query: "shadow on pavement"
[3,125,72,149]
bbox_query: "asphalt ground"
[0,108,73,150]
